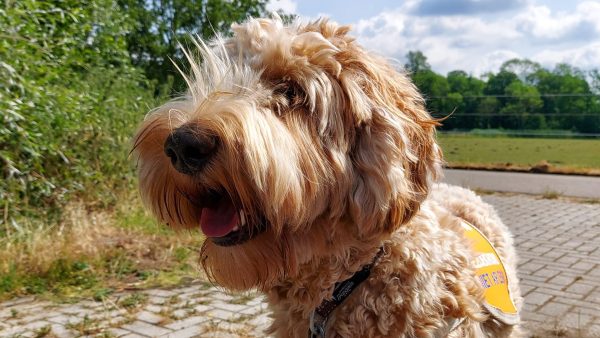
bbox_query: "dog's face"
[133,18,441,290]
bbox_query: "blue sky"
[266,0,600,76]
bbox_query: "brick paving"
[0,193,599,337]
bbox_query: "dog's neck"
[269,228,385,314]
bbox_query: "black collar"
[309,248,384,338]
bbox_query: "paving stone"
[533,268,560,279]
[48,324,78,338]
[160,324,204,338]
[525,291,552,306]
[560,311,593,328]
[521,311,548,323]
[547,274,576,288]
[122,320,173,336]
[565,282,596,296]
[59,305,93,316]
[148,295,168,305]
[47,314,78,325]
[121,333,147,338]
[105,327,133,337]
[538,302,572,317]
[249,313,272,329]
[145,304,163,313]
[136,310,166,324]
[211,301,251,312]
[165,315,209,330]
[206,308,240,321]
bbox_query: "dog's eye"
[275,83,303,106]
[283,86,297,102]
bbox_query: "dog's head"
[133,17,441,290]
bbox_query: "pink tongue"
[200,198,239,238]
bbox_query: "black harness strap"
[309,248,384,338]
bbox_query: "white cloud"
[515,2,600,41]
[267,0,297,14]
[534,43,600,70]
[347,0,600,76]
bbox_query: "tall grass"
[0,194,203,300]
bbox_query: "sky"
[266,0,600,76]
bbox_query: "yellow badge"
[461,221,520,325]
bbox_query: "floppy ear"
[344,52,442,236]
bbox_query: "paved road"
[1,193,599,337]
[444,169,600,198]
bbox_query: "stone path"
[1,193,599,338]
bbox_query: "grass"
[0,193,204,301]
[541,189,562,200]
[33,325,51,338]
[438,134,600,175]
[120,292,148,309]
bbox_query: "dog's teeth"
[240,210,246,226]
[232,225,239,232]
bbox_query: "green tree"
[118,0,268,95]
[500,58,541,84]
[500,82,544,129]
[412,70,450,116]
[531,64,595,131]
[446,70,486,129]
[405,50,431,74]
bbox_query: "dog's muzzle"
[164,124,219,175]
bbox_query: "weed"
[120,292,148,309]
[230,313,253,323]
[97,332,116,338]
[67,315,103,335]
[230,293,257,305]
[173,247,191,263]
[93,288,114,301]
[167,295,181,305]
[158,307,176,323]
[541,189,561,200]
[33,325,52,338]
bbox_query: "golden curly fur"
[133,17,523,337]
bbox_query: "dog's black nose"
[164,125,219,175]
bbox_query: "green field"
[437,135,600,173]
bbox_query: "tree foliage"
[406,51,600,133]
[117,0,267,94]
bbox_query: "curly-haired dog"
[133,17,523,338]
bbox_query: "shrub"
[0,0,154,228]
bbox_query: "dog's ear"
[344,52,442,236]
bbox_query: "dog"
[133,17,523,338]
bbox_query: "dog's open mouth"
[199,191,266,246]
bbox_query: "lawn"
[437,134,600,174]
